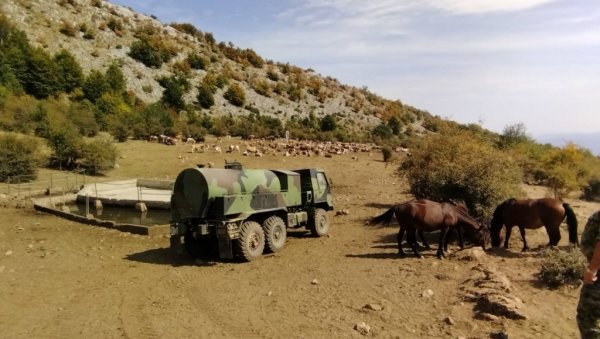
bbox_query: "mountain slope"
[1,0,430,134]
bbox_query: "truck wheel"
[309,208,329,237]
[263,216,287,253]
[237,221,265,261]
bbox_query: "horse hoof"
[397,252,406,257]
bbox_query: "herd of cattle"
[146,134,411,158]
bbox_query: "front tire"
[309,208,329,237]
[237,221,265,261]
[263,216,287,253]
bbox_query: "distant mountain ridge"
[535,132,600,156]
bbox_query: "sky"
[111,0,600,138]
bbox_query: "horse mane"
[491,198,516,225]
[451,204,480,229]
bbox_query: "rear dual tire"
[237,221,265,261]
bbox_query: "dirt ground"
[1,139,598,338]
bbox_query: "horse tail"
[370,206,397,227]
[563,203,578,245]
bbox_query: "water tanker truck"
[170,164,333,261]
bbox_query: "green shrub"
[47,125,83,169]
[320,114,337,132]
[397,131,523,219]
[82,69,109,102]
[541,143,596,199]
[53,49,84,93]
[538,247,585,288]
[128,40,164,68]
[223,83,245,106]
[0,133,41,182]
[196,83,214,109]
[382,147,393,162]
[79,136,117,175]
[158,75,188,111]
[187,53,208,70]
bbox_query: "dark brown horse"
[370,199,487,259]
[490,197,578,251]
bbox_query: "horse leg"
[443,228,451,252]
[407,229,422,258]
[546,225,561,247]
[419,230,431,249]
[504,225,513,249]
[457,226,464,249]
[436,227,448,259]
[397,226,407,257]
[519,226,529,251]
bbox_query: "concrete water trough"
[32,179,174,236]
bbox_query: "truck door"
[313,171,330,204]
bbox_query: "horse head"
[476,224,490,250]
[489,201,508,247]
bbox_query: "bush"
[538,247,585,288]
[196,83,214,109]
[128,40,164,68]
[79,136,117,175]
[187,53,208,70]
[320,114,337,132]
[223,83,245,106]
[583,179,600,202]
[541,143,595,199]
[47,125,83,169]
[397,131,523,219]
[0,133,41,182]
[382,147,393,163]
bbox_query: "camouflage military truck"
[169,164,333,261]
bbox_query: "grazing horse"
[490,197,578,251]
[370,199,487,259]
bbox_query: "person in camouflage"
[578,210,600,338]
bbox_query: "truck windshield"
[316,172,328,189]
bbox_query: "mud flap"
[218,236,233,259]
[216,223,234,259]
[170,235,184,255]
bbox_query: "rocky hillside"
[1,0,430,134]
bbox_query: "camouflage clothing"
[578,211,600,339]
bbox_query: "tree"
[398,131,523,219]
[54,49,83,93]
[320,114,337,132]
[21,48,61,99]
[47,125,83,169]
[158,75,188,111]
[105,62,126,94]
[82,70,109,102]
[387,116,401,135]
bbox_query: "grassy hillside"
[1,0,432,135]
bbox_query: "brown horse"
[490,198,578,251]
[370,199,487,259]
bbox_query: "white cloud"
[424,0,557,14]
